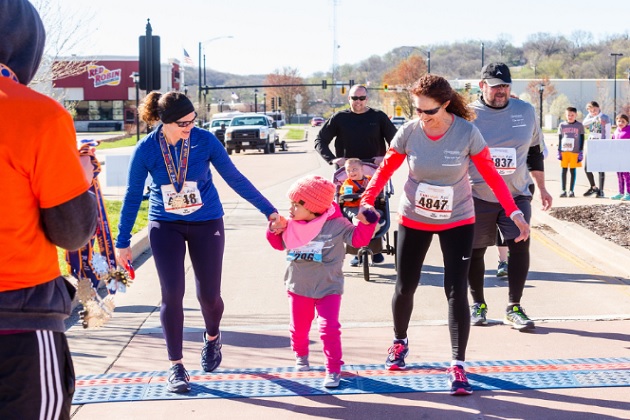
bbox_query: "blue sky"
[45,0,628,77]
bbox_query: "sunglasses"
[486,83,510,89]
[174,112,197,128]
[350,96,367,101]
[415,105,442,115]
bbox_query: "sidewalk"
[68,129,630,420]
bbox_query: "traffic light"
[322,80,328,89]
[383,84,388,92]
[349,79,354,87]
[138,35,161,91]
[341,86,346,95]
[278,97,282,108]
[271,97,275,110]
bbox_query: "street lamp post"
[611,53,623,118]
[538,83,545,129]
[254,89,258,113]
[130,72,140,142]
[263,93,267,114]
[481,42,485,69]
[198,36,234,107]
[426,50,431,74]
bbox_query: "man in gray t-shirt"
[467,63,553,332]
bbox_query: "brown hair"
[409,74,475,121]
[345,158,363,167]
[616,113,629,123]
[566,107,577,113]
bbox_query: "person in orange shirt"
[0,2,97,419]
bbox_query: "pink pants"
[287,291,343,373]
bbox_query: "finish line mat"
[73,357,630,404]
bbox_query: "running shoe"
[447,365,473,395]
[350,255,361,267]
[385,339,409,370]
[497,260,508,277]
[597,190,605,198]
[372,253,385,264]
[583,187,598,197]
[568,191,575,197]
[504,305,535,331]
[559,191,567,197]
[322,371,341,388]
[295,355,310,371]
[622,194,630,201]
[201,331,223,372]
[167,363,191,393]
[470,302,488,326]
[611,193,624,200]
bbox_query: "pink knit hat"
[287,175,336,215]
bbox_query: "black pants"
[393,224,473,361]
[0,331,75,420]
[149,218,226,361]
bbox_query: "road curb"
[531,208,630,279]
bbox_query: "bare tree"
[265,67,307,120]
[382,55,426,118]
[30,0,95,91]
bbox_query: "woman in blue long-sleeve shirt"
[115,91,278,393]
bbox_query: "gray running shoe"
[504,305,535,331]
[167,363,191,393]
[322,371,341,388]
[497,261,508,277]
[295,355,310,371]
[470,302,488,326]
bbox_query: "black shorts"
[472,195,532,249]
[0,331,75,420]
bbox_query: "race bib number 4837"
[489,147,517,175]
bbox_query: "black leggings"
[468,237,530,305]
[394,224,473,361]
[149,218,225,361]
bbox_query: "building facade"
[52,56,183,131]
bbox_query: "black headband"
[159,95,195,124]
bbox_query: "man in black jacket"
[315,84,397,265]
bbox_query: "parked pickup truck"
[225,113,278,155]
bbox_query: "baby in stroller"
[334,158,389,266]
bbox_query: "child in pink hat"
[267,175,378,388]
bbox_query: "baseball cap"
[481,62,512,86]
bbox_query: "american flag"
[183,49,193,66]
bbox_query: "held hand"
[512,214,530,243]
[373,156,384,165]
[116,247,132,269]
[332,157,346,167]
[557,150,562,160]
[268,213,287,234]
[578,151,583,162]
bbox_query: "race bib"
[287,241,325,263]
[489,147,517,175]
[414,183,453,219]
[161,181,203,215]
[561,136,574,152]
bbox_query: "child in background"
[582,101,612,197]
[557,107,585,198]
[339,158,385,266]
[266,175,378,388]
[610,114,630,201]
[339,158,371,219]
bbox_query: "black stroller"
[332,162,396,281]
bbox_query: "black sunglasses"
[174,112,198,128]
[350,96,367,101]
[415,105,442,115]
